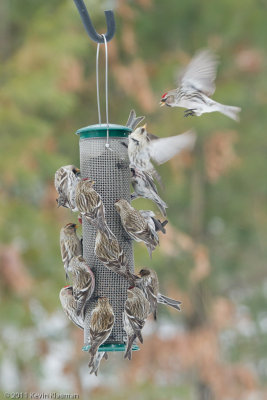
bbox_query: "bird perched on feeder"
[128,124,196,186]
[115,199,159,258]
[126,109,145,131]
[59,286,84,329]
[94,225,137,286]
[123,286,150,360]
[137,268,182,317]
[160,49,241,121]
[88,297,114,368]
[130,166,168,217]
[60,223,82,280]
[89,352,108,376]
[55,165,81,210]
[68,256,95,318]
[75,178,107,232]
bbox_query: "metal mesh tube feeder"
[76,124,138,352]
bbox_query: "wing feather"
[179,49,219,96]
[148,130,196,165]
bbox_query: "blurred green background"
[0,0,267,399]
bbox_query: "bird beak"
[75,168,80,173]
[142,123,147,130]
[159,100,166,107]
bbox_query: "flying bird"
[160,49,241,121]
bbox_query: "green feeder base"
[82,343,139,352]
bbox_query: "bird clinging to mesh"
[60,223,82,280]
[55,165,81,210]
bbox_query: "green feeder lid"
[76,123,132,139]
[82,343,139,352]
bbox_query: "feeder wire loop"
[95,35,111,150]
[96,43,101,125]
[102,34,110,150]
[73,0,115,43]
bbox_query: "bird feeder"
[76,124,138,352]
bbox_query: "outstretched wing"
[148,130,196,165]
[179,49,219,96]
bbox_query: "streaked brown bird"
[59,286,84,329]
[94,226,136,285]
[68,256,95,318]
[60,223,82,280]
[75,178,107,231]
[115,199,159,258]
[54,165,81,210]
[137,268,182,316]
[130,166,168,217]
[88,297,114,368]
[123,286,150,360]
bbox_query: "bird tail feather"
[157,293,182,311]
[219,105,241,122]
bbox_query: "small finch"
[54,165,81,210]
[123,287,150,360]
[126,109,145,131]
[75,178,107,232]
[89,352,108,376]
[160,49,241,121]
[88,297,114,368]
[130,166,167,217]
[115,199,159,258]
[128,124,196,186]
[137,268,182,317]
[59,285,84,329]
[94,226,136,285]
[68,256,95,318]
[60,223,82,280]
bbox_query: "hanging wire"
[96,43,101,125]
[95,34,111,149]
[102,34,110,149]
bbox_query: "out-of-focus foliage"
[0,0,267,399]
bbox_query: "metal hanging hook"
[73,0,115,43]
